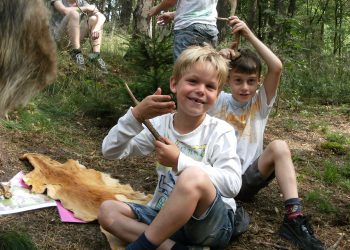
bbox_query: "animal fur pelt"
[0,0,57,118]
[20,153,152,222]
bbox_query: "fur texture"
[21,153,152,222]
[0,0,57,117]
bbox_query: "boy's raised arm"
[228,16,283,104]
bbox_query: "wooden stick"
[216,17,229,21]
[216,17,241,57]
[330,233,345,250]
[124,82,165,142]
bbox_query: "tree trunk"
[120,0,133,28]
[217,0,233,42]
[287,0,296,17]
[132,0,153,36]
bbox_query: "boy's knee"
[269,140,291,157]
[88,15,97,25]
[177,167,211,192]
[98,200,119,227]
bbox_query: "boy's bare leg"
[145,166,217,246]
[257,139,298,200]
[99,201,147,243]
[99,167,216,248]
[98,199,179,249]
[98,171,216,249]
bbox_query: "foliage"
[1,104,53,132]
[0,230,37,250]
[320,132,350,155]
[123,32,173,100]
[322,160,350,192]
[305,191,337,214]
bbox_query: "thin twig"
[256,241,290,250]
[329,233,345,250]
[124,82,165,142]
[216,17,229,21]
[216,16,241,57]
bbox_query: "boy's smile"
[228,71,260,104]
[171,61,220,118]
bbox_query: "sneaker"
[88,53,108,73]
[71,52,86,70]
[279,215,325,250]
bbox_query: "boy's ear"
[169,77,177,94]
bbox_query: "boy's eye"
[248,79,257,85]
[233,79,241,84]
[188,78,197,84]
[207,84,217,90]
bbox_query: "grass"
[0,231,37,250]
[321,160,350,192]
[304,190,337,214]
[320,131,350,155]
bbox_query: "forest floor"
[0,101,349,250]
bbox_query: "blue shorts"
[173,23,218,61]
[127,191,235,249]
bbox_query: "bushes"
[281,52,350,105]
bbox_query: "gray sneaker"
[71,52,86,70]
[88,53,108,73]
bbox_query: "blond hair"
[172,45,229,92]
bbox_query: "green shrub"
[0,231,36,250]
[124,33,173,100]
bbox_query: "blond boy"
[98,45,242,250]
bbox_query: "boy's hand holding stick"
[216,16,241,59]
[124,82,165,143]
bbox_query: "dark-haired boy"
[210,16,325,250]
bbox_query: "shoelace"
[298,216,315,235]
[97,58,106,69]
[76,53,85,65]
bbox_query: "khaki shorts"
[236,157,275,201]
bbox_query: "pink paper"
[56,201,86,223]
[10,171,29,188]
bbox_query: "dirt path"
[0,105,349,249]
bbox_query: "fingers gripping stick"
[124,82,165,143]
[216,17,241,59]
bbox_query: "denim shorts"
[173,23,218,61]
[127,191,235,249]
[236,157,275,201]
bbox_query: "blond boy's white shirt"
[209,85,276,173]
[102,108,242,212]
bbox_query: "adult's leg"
[257,139,298,201]
[56,11,81,49]
[80,15,105,53]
